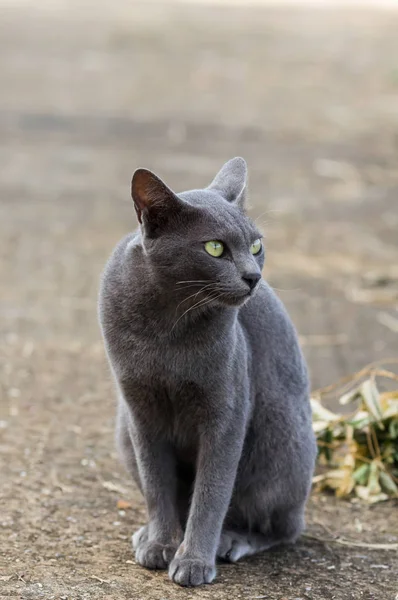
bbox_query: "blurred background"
[1,1,397,598]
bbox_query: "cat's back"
[98,231,145,346]
[99,230,141,301]
[102,231,141,281]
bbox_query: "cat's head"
[131,157,264,308]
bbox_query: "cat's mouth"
[217,291,252,307]
[219,281,261,307]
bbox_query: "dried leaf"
[340,388,361,406]
[355,485,389,504]
[367,461,382,496]
[116,499,132,510]
[310,398,341,423]
[312,364,398,503]
[359,380,384,426]
[101,480,129,495]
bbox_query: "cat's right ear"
[207,157,247,208]
[131,169,182,234]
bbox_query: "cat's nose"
[242,272,261,291]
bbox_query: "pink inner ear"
[131,170,152,207]
[131,169,180,231]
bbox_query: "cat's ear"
[131,168,182,233]
[207,157,247,208]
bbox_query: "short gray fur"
[98,157,317,587]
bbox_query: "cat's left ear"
[207,157,247,208]
[131,168,183,234]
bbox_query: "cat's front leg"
[169,412,247,586]
[122,397,183,570]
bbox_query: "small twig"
[372,368,398,383]
[90,575,110,584]
[353,454,373,465]
[370,425,381,459]
[366,427,377,459]
[312,520,336,538]
[316,440,341,449]
[303,534,398,550]
[99,478,129,496]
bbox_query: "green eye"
[205,240,224,257]
[250,239,262,255]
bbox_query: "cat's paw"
[132,525,148,550]
[217,530,252,563]
[134,538,178,570]
[169,555,216,587]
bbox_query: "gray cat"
[98,157,316,587]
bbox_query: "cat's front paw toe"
[132,525,148,550]
[169,556,216,587]
[135,540,177,570]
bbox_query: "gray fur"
[98,157,316,587]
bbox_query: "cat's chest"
[120,332,239,445]
[127,334,224,387]
[144,379,212,450]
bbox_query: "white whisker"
[174,282,219,313]
[171,290,223,332]
[176,280,213,285]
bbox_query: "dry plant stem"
[366,427,377,460]
[316,440,341,450]
[352,454,373,465]
[90,576,111,584]
[312,358,398,398]
[370,424,381,458]
[374,369,398,382]
[302,534,398,551]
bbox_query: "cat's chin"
[217,293,251,308]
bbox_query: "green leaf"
[346,411,372,430]
[389,418,398,439]
[379,470,398,495]
[352,463,370,485]
[367,461,381,495]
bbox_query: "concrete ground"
[0,2,397,599]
